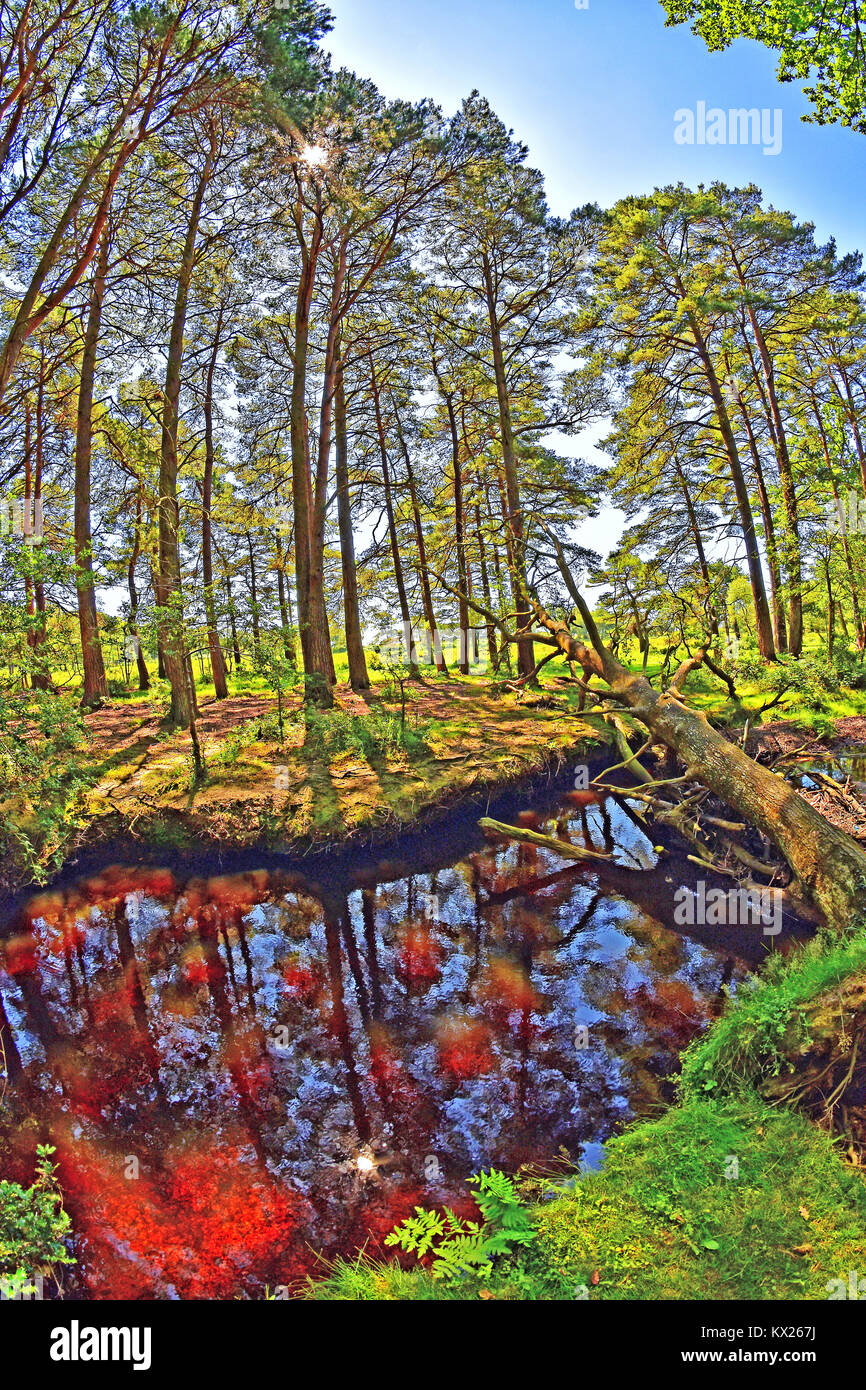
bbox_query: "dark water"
[0,786,806,1299]
[791,752,866,793]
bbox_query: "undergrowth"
[299,704,432,762]
[0,1145,74,1298]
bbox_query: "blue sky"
[324,0,865,255]
[324,0,865,567]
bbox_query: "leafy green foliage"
[0,690,96,883]
[829,644,866,690]
[662,0,866,133]
[300,704,431,762]
[734,651,851,710]
[384,1169,536,1284]
[0,1145,74,1296]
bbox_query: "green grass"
[620,647,866,732]
[49,628,866,735]
[522,1097,866,1300]
[680,926,866,1101]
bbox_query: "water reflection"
[0,792,795,1298]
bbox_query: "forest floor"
[74,681,866,858]
[59,676,611,868]
[7,661,866,890]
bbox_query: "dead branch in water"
[478,817,616,863]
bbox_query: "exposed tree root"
[761,976,866,1163]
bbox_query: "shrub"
[0,1145,74,1297]
[300,705,430,762]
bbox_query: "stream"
[0,777,811,1298]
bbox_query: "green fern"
[385,1207,449,1260]
[384,1169,536,1285]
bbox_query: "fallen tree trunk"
[533,602,866,932]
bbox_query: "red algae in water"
[436,1016,496,1080]
[2,933,39,975]
[51,1125,310,1299]
[396,924,444,985]
[282,956,324,1004]
[563,789,604,808]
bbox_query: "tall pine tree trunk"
[687,310,776,659]
[74,226,110,709]
[290,203,332,705]
[370,355,420,680]
[202,306,228,698]
[444,394,470,674]
[734,392,789,652]
[128,487,150,691]
[397,409,447,675]
[334,352,370,691]
[482,253,534,678]
[157,139,214,726]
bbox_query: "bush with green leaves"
[734,652,847,709]
[0,690,96,882]
[830,643,866,690]
[300,704,430,762]
[384,1169,536,1284]
[0,1145,74,1297]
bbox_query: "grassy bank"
[0,674,609,892]
[6,640,866,891]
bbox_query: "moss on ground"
[680,929,866,1101]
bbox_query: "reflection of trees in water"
[3,847,736,1149]
[0,808,746,1290]
[0,981,22,1084]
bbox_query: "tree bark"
[734,290,803,653]
[444,393,470,674]
[289,195,333,705]
[685,308,776,659]
[224,566,241,667]
[246,531,261,661]
[734,392,789,652]
[334,352,370,691]
[74,224,110,709]
[202,304,228,699]
[156,138,214,726]
[127,486,150,691]
[396,403,447,675]
[370,354,420,679]
[481,251,535,678]
[474,497,500,672]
